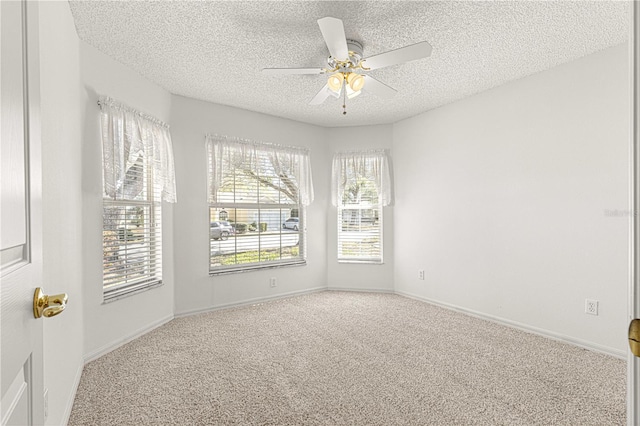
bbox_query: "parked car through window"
[210,221,232,240]
[282,217,299,231]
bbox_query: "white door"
[0,1,45,425]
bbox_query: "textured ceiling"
[68,1,629,128]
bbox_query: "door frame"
[630,2,639,425]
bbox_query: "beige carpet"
[69,291,625,425]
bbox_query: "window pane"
[260,209,299,262]
[273,173,299,205]
[210,206,302,271]
[120,156,147,201]
[103,202,162,292]
[232,172,259,204]
[338,207,381,261]
[216,169,237,203]
[257,162,282,204]
[340,208,379,231]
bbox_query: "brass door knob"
[630,319,640,357]
[33,287,68,319]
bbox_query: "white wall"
[80,42,175,359]
[170,95,328,315]
[326,125,395,291]
[39,2,84,424]
[393,43,630,355]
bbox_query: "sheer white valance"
[331,150,392,207]
[206,134,314,206]
[98,96,177,203]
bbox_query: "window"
[207,135,314,274]
[332,150,392,263]
[99,97,176,301]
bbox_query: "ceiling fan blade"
[363,75,397,99]
[309,84,331,105]
[362,41,432,70]
[317,17,349,61]
[262,68,325,75]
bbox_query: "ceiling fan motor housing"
[346,39,363,62]
[328,39,364,70]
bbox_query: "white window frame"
[207,135,313,275]
[332,150,391,264]
[99,97,175,301]
[102,149,163,301]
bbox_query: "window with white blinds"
[332,150,391,264]
[207,135,314,274]
[338,191,383,263]
[102,156,162,298]
[100,97,176,301]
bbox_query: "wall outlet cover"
[585,299,599,316]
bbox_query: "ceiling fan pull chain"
[342,80,347,115]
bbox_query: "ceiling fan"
[262,17,432,115]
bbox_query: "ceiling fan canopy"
[262,16,433,114]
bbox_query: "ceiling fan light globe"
[347,89,361,99]
[328,73,344,92]
[347,73,365,92]
[345,83,361,99]
[329,86,342,98]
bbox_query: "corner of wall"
[78,33,175,361]
[325,124,395,292]
[390,44,630,353]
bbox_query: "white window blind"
[332,150,392,263]
[99,97,176,301]
[207,134,313,274]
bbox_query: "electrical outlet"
[418,270,425,280]
[270,277,277,288]
[44,388,48,420]
[585,299,599,316]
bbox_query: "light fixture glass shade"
[346,84,361,99]
[346,73,365,92]
[327,73,344,92]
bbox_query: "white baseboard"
[61,361,84,426]
[327,286,395,294]
[174,286,327,318]
[83,314,174,364]
[395,290,626,360]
